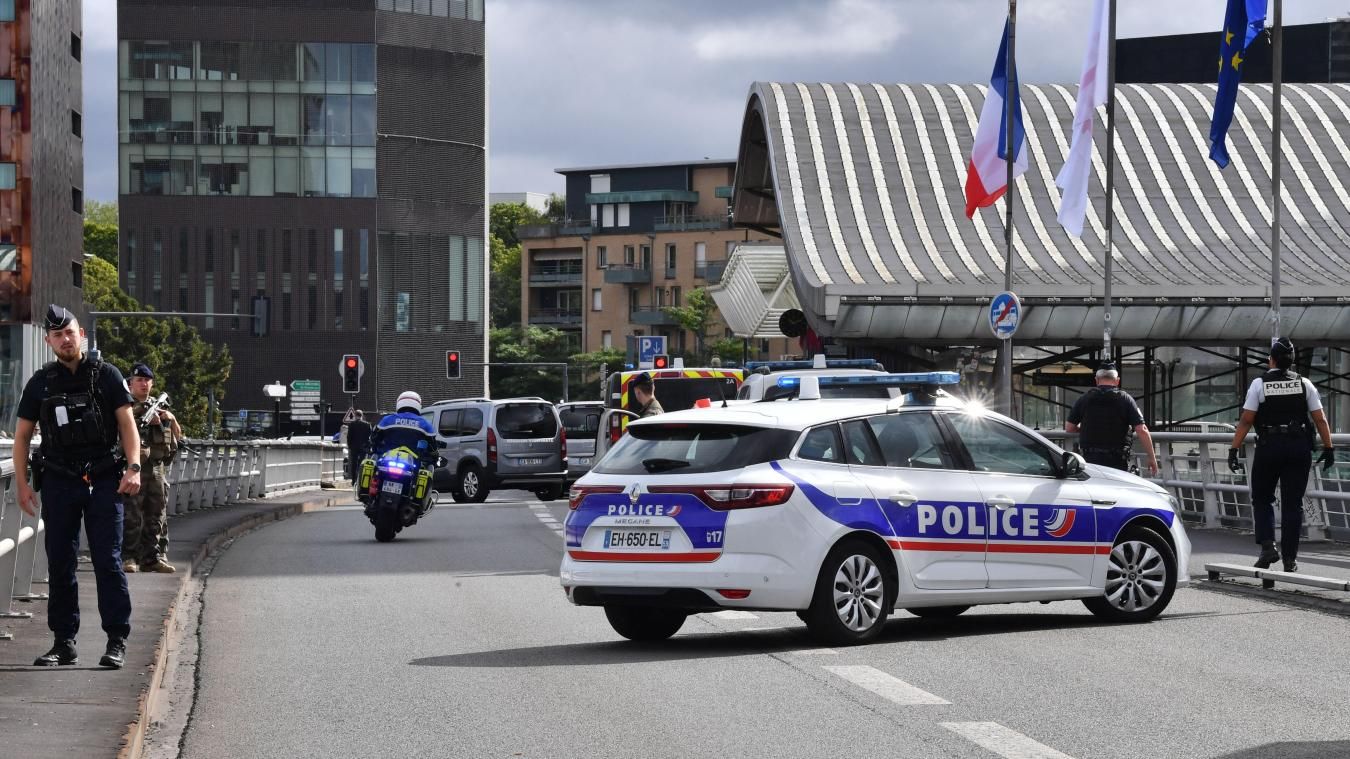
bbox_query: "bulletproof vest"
[135,399,177,463]
[38,359,118,464]
[1078,386,1132,453]
[1254,370,1308,429]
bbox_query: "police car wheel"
[804,540,892,646]
[456,464,489,504]
[1082,526,1176,623]
[905,605,970,619]
[603,605,687,642]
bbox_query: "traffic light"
[342,354,361,394]
[446,349,461,380]
[652,354,670,370]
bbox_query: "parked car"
[421,397,568,503]
[557,401,604,484]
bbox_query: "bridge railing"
[0,439,347,642]
[1042,430,1350,541]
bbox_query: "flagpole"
[1000,0,1017,415]
[1103,0,1117,356]
[1270,0,1283,340]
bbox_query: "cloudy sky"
[81,0,1350,201]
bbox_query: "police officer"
[1228,337,1335,572]
[12,305,142,669]
[631,373,663,418]
[345,409,372,482]
[1065,361,1159,476]
[123,363,181,574]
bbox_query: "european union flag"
[1209,0,1269,168]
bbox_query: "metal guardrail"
[1042,431,1350,541]
[0,439,345,642]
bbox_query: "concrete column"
[1172,361,1197,424]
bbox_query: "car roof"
[425,397,554,408]
[626,396,970,432]
[743,368,884,383]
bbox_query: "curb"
[117,495,336,759]
[1192,577,1350,617]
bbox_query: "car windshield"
[495,404,558,439]
[593,423,798,475]
[559,406,601,436]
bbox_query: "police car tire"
[456,464,489,504]
[603,605,687,642]
[804,540,893,646]
[905,605,970,619]
[1082,525,1176,623]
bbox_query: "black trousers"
[1250,436,1313,562]
[40,471,132,641]
[1083,449,1130,471]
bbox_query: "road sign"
[291,380,320,393]
[989,291,1021,340]
[290,379,322,421]
[342,407,359,424]
[637,336,667,366]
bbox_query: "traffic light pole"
[477,362,571,402]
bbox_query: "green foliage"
[488,325,574,400]
[544,193,566,222]
[708,337,745,365]
[664,287,718,363]
[489,233,522,328]
[569,347,627,402]
[84,257,232,437]
[490,202,546,249]
[84,200,118,226]
[84,221,119,267]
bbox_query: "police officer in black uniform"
[1065,361,1159,476]
[1228,337,1335,572]
[12,305,143,669]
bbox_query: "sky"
[81,0,1350,202]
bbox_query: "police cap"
[44,304,75,331]
[1270,337,1295,357]
[632,371,653,388]
[131,363,155,379]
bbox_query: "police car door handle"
[987,496,1016,509]
[889,492,918,506]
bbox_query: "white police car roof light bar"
[770,371,962,403]
[744,358,886,374]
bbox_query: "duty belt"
[1258,422,1308,436]
[43,455,123,483]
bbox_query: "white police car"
[562,373,1190,645]
[737,357,892,402]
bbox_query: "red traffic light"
[446,349,462,379]
[652,354,670,370]
[345,357,358,369]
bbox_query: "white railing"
[1042,431,1350,540]
[0,439,346,642]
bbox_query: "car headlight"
[1166,493,1180,512]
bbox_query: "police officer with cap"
[631,372,663,418]
[123,362,182,574]
[1228,337,1335,572]
[1065,361,1159,476]
[12,305,142,669]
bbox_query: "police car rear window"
[494,404,558,439]
[593,424,797,475]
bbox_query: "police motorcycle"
[355,444,442,542]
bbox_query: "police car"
[562,373,1190,646]
[737,357,892,402]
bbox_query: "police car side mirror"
[1061,451,1087,479]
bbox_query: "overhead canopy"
[731,82,1350,346]
[707,242,800,338]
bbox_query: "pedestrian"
[345,409,372,481]
[122,363,182,574]
[1228,338,1335,572]
[11,305,142,669]
[631,372,663,417]
[1065,361,1159,476]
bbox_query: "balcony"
[528,263,583,285]
[518,219,594,239]
[694,260,728,282]
[604,263,652,284]
[654,214,732,233]
[530,308,583,326]
[630,306,678,326]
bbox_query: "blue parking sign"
[637,336,667,364]
[989,291,1021,340]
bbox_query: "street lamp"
[263,381,287,437]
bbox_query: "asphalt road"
[178,494,1350,759]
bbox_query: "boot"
[143,558,176,574]
[1254,541,1281,569]
[34,639,78,666]
[123,560,139,573]
[99,638,126,669]
[1283,560,1299,573]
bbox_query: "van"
[422,397,567,503]
[557,401,603,483]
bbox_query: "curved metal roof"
[731,82,1350,345]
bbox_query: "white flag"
[1056,0,1110,237]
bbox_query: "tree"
[490,201,546,249]
[488,325,574,400]
[84,257,233,437]
[544,193,566,222]
[83,200,119,267]
[569,346,626,401]
[708,337,745,366]
[489,233,522,328]
[664,287,719,364]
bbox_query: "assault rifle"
[140,392,171,427]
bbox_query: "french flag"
[964,20,1029,219]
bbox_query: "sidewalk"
[1184,525,1350,612]
[0,490,351,759]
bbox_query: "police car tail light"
[569,485,623,510]
[487,428,498,464]
[649,484,794,510]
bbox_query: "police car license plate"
[381,480,403,494]
[603,529,672,550]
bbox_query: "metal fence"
[1042,431,1350,541]
[0,439,345,642]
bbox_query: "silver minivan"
[557,401,603,484]
[422,397,568,503]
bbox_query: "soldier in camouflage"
[122,363,182,574]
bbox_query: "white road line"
[941,722,1076,759]
[823,665,950,705]
[789,648,838,656]
[708,610,759,621]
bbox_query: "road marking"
[941,722,1076,759]
[789,647,838,656]
[823,665,950,705]
[709,610,758,621]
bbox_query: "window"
[494,404,557,439]
[71,33,81,61]
[0,0,14,21]
[72,110,81,138]
[623,245,635,265]
[460,408,484,435]
[947,413,1059,477]
[865,414,955,469]
[602,330,612,349]
[798,425,845,464]
[594,424,798,476]
[0,79,14,106]
[72,187,83,214]
[617,203,630,227]
[841,420,885,467]
[596,245,607,268]
[672,286,681,306]
[665,243,676,274]
[590,174,610,193]
[0,163,14,189]
[72,260,83,289]
[601,204,614,227]
[591,288,602,311]
[437,409,461,437]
